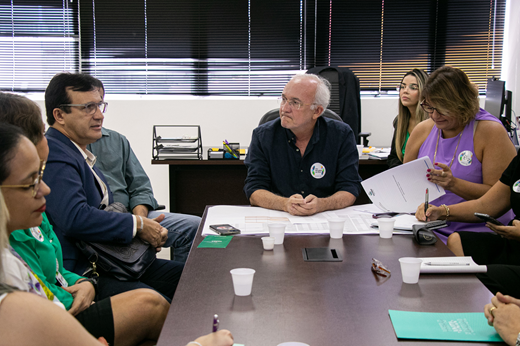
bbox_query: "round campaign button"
[458,150,473,166]
[310,162,326,179]
[513,180,520,193]
[30,227,44,242]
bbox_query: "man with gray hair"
[244,74,361,216]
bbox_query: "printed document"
[361,156,445,213]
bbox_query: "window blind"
[0,0,506,95]
[0,0,78,92]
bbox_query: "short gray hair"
[290,74,331,112]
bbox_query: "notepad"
[388,310,502,342]
[197,235,233,248]
[419,256,487,273]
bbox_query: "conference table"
[152,155,388,217]
[157,206,500,346]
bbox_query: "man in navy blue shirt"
[244,74,361,216]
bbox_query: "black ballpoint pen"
[212,314,219,333]
[424,188,429,216]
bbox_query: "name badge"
[513,180,520,193]
[458,150,473,166]
[55,259,68,287]
[310,162,326,179]
[30,227,44,242]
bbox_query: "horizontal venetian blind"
[317,0,505,93]
[79,0,304,95]
[0,0,78,92]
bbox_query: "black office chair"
[306,67,371,146]
[258,108,342,126]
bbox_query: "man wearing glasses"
[244,74,361,216]
[43,73,183,300]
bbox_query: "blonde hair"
[422,66,479,126]
[0,190,9,282]
[395,69,429,162]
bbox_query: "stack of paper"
[419,256,487,273]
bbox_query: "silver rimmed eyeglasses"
[0,160,46,197]
[277,97,315,110]
[59,101,108,115]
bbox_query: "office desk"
[152,158,387,217]
[157,207,497,346]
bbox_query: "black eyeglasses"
[420,101,447,116]
[59,101,108,115]
[0,160,46,197]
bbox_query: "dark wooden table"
[152,157,388,216]
[157,207,498,346]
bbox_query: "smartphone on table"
[209,224,241,235]
[474,212,503,226]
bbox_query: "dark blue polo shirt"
[244,116,361,200]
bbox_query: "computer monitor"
[485,78,506,120]
[485,78,517,145]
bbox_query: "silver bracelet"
[187,342,203,346]
[515,332,520,346]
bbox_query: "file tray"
[302,248,342,262]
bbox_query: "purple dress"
[418,108,514,243]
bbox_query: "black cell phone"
[209,224,241,235]
[474,212,503,226]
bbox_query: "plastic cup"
[328,219,345,239]
[268,223,286,245]
[277,343,310,346]
[357,144,364,158]
[230,268,256,296]
[377,218,395,239]
[398,257,423,284]
[261,236,275,250]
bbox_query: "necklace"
[433,129,463,168]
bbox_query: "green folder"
[197,235,233,248]
[388,310,503,342]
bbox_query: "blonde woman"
[387,69,429,168]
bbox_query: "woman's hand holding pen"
[427,162,456,190]
[415,203,445,222]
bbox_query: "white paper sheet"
[361,156,445,213]
[370,214,428,231]
[201,204,412,236]
[419,256,487,273]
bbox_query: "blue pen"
[212,314,219,332]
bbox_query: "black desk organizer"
[207,142,240,160]
[152,125,203,160]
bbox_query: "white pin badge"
[458,150,473,166]
[310,163,326,179]
[30,227,44,242]
[513,180,520,193]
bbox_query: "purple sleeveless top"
[418,108,515,243]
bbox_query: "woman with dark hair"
[387,69,429,168]
[406,66,516,242]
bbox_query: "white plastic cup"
[261,236,275,250]
[328,219,345,239]
[277,343,310,346]
[230,268,256,296]
[377,218,395,239]
[268,223,286,245]
[357,144,364,158]
[398,257,423,284]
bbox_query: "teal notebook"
[388,310,503,342]
[197,235,233,248]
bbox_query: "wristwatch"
[77,277,98,294]
[516,332,520,346]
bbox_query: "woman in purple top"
[405,66,516,243]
